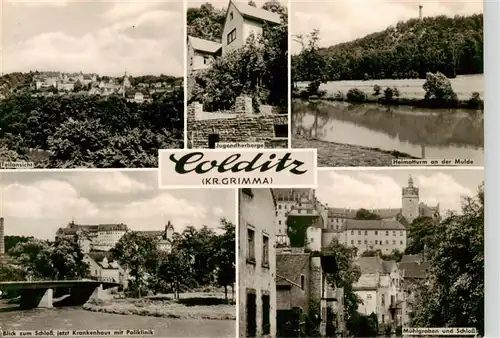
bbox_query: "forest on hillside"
[292,14,483,81]
[187,1,288,111]
[0,87,184,168]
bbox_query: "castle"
[55,220,175,253]
[273,175,440,255]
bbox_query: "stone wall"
[187,95,288,149]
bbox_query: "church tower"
[402,175,419,224]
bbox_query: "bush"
[423,72,457,101]
[346,88,367,103]
[334,91,345,100]
[383,87,399,102]
[468,92,483,109]
[373,85,381,96]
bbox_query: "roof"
[400,254,423,263]
[137,230,164,237]
[188,36,221,54]
[85,252,121,269]
[276,253,310,287]
[398,261,430,279]
[273,188,312,202]
[232,1,281,25]
[328,208,400,219]
[355,256,397,274]
[64,222,128,232]
[344,219,406,231]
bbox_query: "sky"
[188,0,287,10]
[316,169,484,214]
[0,170,236,240]
[290,0,483,54]
[2,0,183,77]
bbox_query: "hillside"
[293,14,483,81]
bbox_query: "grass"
[83,292,236,320]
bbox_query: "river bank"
[83,297,236,320]
[292,136,417,167]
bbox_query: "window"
[278,220,281,225]
[393,240,396,244]
[386,240,389,244]
[351,240,354,245]
[247,228,255,262]
[364,230,367,235]
[262,235,269,266]
[364,240,367,244]
[358,230,361,235]
[278,205,282,209]
[227,28,236,45]
[229,11,234,20]
[382,314,385,324]
[393,231,396,236]
[203,56,209,65]
[400,240,403,245]
[385,231,389,236]
[400,231,403,236]
[375,231,378,235]
[262,294,270,335]
[382,294,385,306]
[351,230,354,235]
[367,294,372,299]
[358,240,361,244]
[300,275,305,290]
[375,240,378,244]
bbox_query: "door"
[208,134,219,149]
[246,292,257,337]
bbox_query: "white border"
[317,166,485,172]
[157,148,318,189]
[287,0,292,149]
[183,0,188,149]
[484,0,499,336]
[234,187,239,338]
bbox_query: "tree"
[157,247,196,299]
[405,216,438,255]
[112,232,160,298]
[293,29,328,94]
[8,237,89,280]
[214,218,236,301]
[410,183,484,335]
[73,80,83,92]
[355,208,382,220]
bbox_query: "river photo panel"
[290,0,484,167]
[240,168,484,337]
[186,0,289,150]
[0,170,236,338]
[0,0,184,169]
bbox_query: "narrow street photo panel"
[238,167,484,337]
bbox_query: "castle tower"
[419,5,423,20]
[0,217,4,262]
[165,221,174,241]
[402,175,419,225]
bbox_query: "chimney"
[0,217,4,262]
[419,5,423,20]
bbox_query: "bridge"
[0,280,120,309]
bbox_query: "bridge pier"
[20,288,53,309]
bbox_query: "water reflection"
[292,100,484,163]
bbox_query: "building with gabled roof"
[353,256,403,333]
[222,0,281,55]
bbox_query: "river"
[292,100,484,164]
[0,306,236,337]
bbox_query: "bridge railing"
[88,276,118,283]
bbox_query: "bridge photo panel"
[0,169,237,338]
